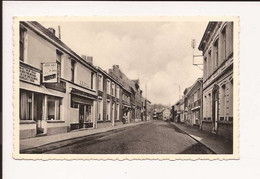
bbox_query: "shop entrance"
[78,103,92,129]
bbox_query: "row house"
[198,21,233,139]
[19,21,98,139]
[184,78,203,127]
[109,65,145,123]
[96,67,123,128]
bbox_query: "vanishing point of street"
[22,121,213,154]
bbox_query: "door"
[79,104,84,128]
[212,87,219,132]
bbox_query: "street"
[22,121,213,154]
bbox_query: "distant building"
[198,21,233,139]
[184,78,203,127]
[109,65,144,123]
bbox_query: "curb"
[20,122,146,153]
[170,122,217,154]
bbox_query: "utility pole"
[191,39,203,71]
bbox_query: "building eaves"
[198,22,218,51]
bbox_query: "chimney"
[81,55,87,60]
[86,56,93,65]
[48,28,55,35]
[113,65,119,70]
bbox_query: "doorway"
[79,104,84,129]
[212,86,219,133]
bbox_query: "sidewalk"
[171,122,233,154]
[20,121,147,152]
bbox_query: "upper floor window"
[91,72,94,89]
[221,26,227,59]
[111,82,115,96]
[19,27,26,61]
[208,50,212,74]
[107,80,110,94]
[71,60,75,82]
[116,85,119,98]
[98,74,103,91]
[214,39,219,69]
[56,50,63,82]
[203,57,207,79]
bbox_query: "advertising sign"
[20,65,40,85]
[42,62,58,83]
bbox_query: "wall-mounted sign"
[42,63,58,83]
[20,65,40,85]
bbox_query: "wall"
[26,27,57,69]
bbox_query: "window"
[214,39,219,69]
[71,60,75,82]
[221,84,226,120]
[208,50,212,75]
[19,27,26,61]
[117,104,120,120]
[47,96,62,120]
[20,90,33,120]
[204,57,207,79]
[116,86,120,98]
[56,50,62,82]
[98,99,103,121]
[221,26,227,59]
[91,72,94,89]
[98,75,103,91]
[111,82,115,96]
[107,80,110,94]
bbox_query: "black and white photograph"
[14,17,238,159]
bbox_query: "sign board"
[42,63,58,83]
[20,65,40,85]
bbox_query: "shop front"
[70,88,96,130]
[19,87,65,139]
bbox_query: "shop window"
[47,96,61,120]
[19,27,26,61]
[20,90,33,120]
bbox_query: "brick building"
[96,67,123,128]
[198,21,233,140]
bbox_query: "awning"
[123,104,131,108]
[71,94,93,105]
[20,81,64,98]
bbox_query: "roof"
[185,78,203,96]
[198,22,218,51]
[97,66,123,87]
[22,21,98,72]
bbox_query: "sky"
[39,20,208,106]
